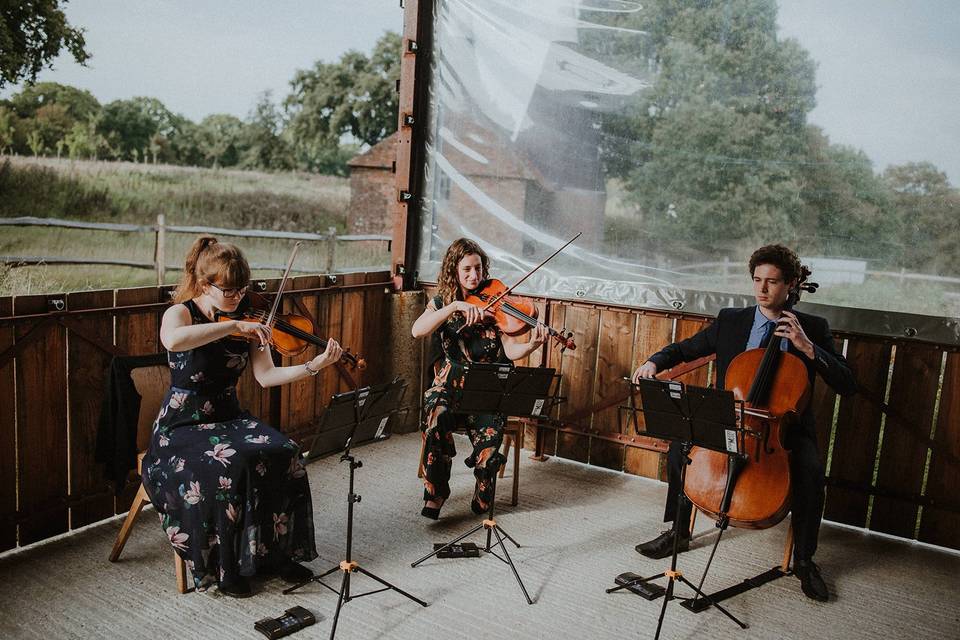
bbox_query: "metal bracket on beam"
[402,113,415,127]
[398,190,413,203]
[406,39,418,53]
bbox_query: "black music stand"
[284,378,428,640]
[608,378,747,639]
[410,363,558,605]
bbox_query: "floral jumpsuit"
[421,295,509,510]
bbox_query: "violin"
[215,293,366,370]
[465,278,576,351]
[683,269,818,529]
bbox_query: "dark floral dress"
[142,300,317,589]
[421,295,508,510]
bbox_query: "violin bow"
[260,241,303,350]
[477,232,581,314]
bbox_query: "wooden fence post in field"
[155,214,166,286]
[325,226,337,274]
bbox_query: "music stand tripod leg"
[355,565,429,607]
[410,522,486,567]
[328,570,351,640]
[491,525,533,604]
[282,563,341,595]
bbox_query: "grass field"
[0,156,390,295]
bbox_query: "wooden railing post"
[154,214,166,286]
[325,226,337,274]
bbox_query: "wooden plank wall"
[494,295,960,552]
[0,271,391,552]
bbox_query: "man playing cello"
[632,244,856,602]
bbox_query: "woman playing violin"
[411,238,548,519]
[142,235,342,597]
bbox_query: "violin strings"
[499,302,558,336]
[236,308,361,362]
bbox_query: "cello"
[683,270,818,529]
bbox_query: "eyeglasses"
[208,282,249,298]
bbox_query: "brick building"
[345,116,605,258]
[346,132,398,236]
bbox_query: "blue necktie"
[759,320,776,348]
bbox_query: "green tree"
[167,119,203,166]
[590,0,818,256]
[8,82,100,121]
[285,31,400,174]
[0,0,91,88]
[26,128,44,156]
[240,91,292,170]
[796,127,893,260]
[883,162,959,275]
[196,114,247,168]
[6,82,100,155]
[63,114,103,159]
[97,97,184,162]
[0,107,14,154]
[31,102,73,150]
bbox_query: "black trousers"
[662,420,825,563]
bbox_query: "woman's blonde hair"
[437,238,489,305]
[172,235,251,303]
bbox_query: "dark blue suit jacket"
[647,307,857,428]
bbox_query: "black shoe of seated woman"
[470,498,488,516]
[277,559,314,584]
[218,575,253,598]
[421,498,444,520]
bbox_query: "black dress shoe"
[634,530,690,559]
[218,575,253,598]
[794,560,829,602]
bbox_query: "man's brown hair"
[748,244,802,284]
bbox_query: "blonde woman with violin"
[142,235,342,597]
[411,238,548,519]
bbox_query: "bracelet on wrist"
[304,362,320,376]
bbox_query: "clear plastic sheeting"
[415,0,960,343]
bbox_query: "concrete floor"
[1,432,958,640]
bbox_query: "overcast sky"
[2,0,957,184]
[0,1,403,120]
[777,0,960,184]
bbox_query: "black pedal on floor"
[433,542,481,558]
[614,572,666,600]
[254,606,318,639]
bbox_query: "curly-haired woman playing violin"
[411,238,547,519]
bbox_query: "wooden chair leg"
[109,483,150,562]
[781,520,795,572]
[499,433,513,479]
[175,552,189,593]
[511,427,522,506]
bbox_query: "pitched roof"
[348,132,398,169]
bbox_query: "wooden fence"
[0,271,391,553]
[494,294,960,552]
[0,216,392,284]
[2,280,957,555]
